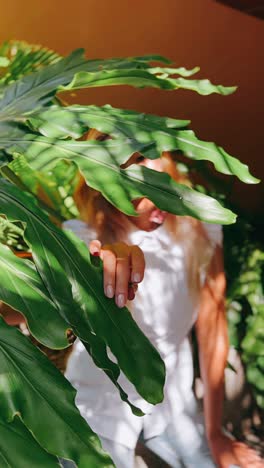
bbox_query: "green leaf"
[0,416,60,468]
[0,49,87,119]
[59,68,236,96]
[119,54,172,64]
[0,220,143,414]
[0,318,114,467]
[28,104,259,184]
[0,216,27,250]
[0,49,236,121]
[0,243,69,349]
[147,65,200,77]
[29,104,190,139]
[81,336,144,417]
[0,180,166,405]
[247,366,264,391]
[0,40,61,88]
[1,134,236,224]
[7,154,79,220]
[0,57,10,67]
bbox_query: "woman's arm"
[195,246,263,468]
[195,245,227,440]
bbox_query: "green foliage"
[0,241,70,348]
[6,154,79,221]
[29,104,258,183]
[0,40,60,96]
[0,39,260,465]
[0,49,236,121]
[0,215,27,250]
[0,41,61,101]
[0,179,165,408]
[224,219,264,409]
[0,318,114,467]
[0,416,60,467]
[1,135,236,223]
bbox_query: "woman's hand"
[89,240,145,308]
[208,431,264,468]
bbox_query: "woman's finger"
[128,283,138,301]
[101,247,117,299]
[115,253,130,308]
[130,245,145,283]
[89,239,102,257]
[128,284,135,301]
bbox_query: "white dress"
[63,220,222,449]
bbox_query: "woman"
[63,136,263,468]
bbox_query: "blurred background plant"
[184,159,264,453]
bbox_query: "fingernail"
[128,289,135,301]
[132,273,141,283]
[117,294,125,308]
[106,285,114,298]
[92,251,100,256]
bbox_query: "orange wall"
[0,0,263,216]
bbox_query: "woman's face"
[129,158,168,232]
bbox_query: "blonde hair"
[74,130,215,302]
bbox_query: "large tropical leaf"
[0,242,69,349]
[0,49,236,121]
[0,134,236,223]
[59,67,236,96]
[0,180,166,406]
[28,104,259,184]
[0,416,60,468]
[0,234,143,415]
[0,318,114,467]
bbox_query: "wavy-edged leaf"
[0,319,114,467]
[0,219,143,414]
[1,134,236,223]
[0,243,69,349]
[29,104,190,139]
[147,65,200,77]
[59,68,236,96]
[80,334,145,417]
[0,416,60,468]
[0,180,166,405]
[119,54,172,64]
[0,49,236,121]
[28,104,259,184]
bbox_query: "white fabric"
[63,219,222,449]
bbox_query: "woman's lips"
[149,209,167,225]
